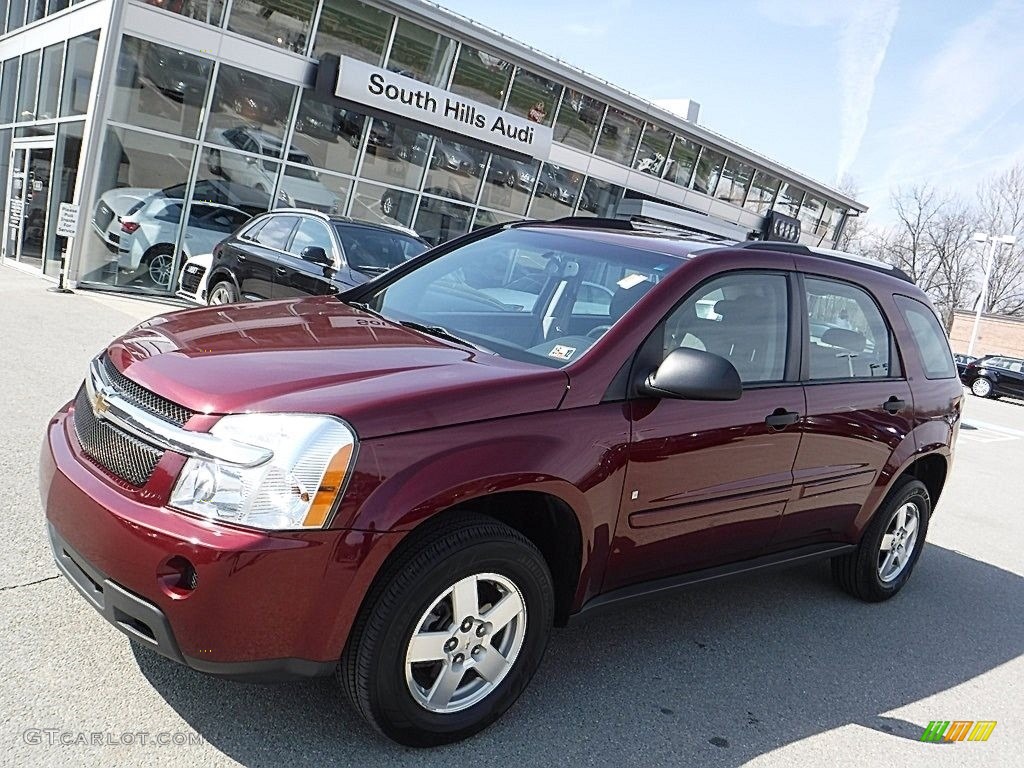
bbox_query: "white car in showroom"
[176,252,214,304]
[117,198,250,288]
[207,126,341,212]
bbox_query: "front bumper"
[41,405,400,681]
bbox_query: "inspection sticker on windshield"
[548,345,576,361]
[617,273,648,290]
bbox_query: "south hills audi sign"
[331,56,553,160]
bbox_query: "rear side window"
[254,216,298,250]
[805,277,893,379]
[895,296,956,379]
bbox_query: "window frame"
[798,272,904,383]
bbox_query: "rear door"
[273,216,341,298]
[232,215,297,300]
[605,270,806,589]
[771,270,914,550]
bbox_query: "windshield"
[337,227,428,275]
[364,228,682,367]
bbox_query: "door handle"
[275,267,288,275]
[882,396,906,414]
[765,408,800,428]
[236,253,247,262]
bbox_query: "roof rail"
[546,217,637,230]
[728,240,914,283]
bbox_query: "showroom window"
[554,89,604,152]
[45,121,83,275]
[387,18,457,87]
[352,179,415,228]
[109,38,212,139]
[415,192,473,246]
[276,165,351,215]
[505,67,561,127]
[473,208,522,229]
[596,107,643,166]
[36,43,63,121]
[151,0,225,27]
[293,93,365,176]
[450,45,512,108]
[61,31,98,117]
[478,151,538,215]
[202,141,282,204]
[0,129,9,251]
[798,194,824,232]
[634,124,673,176]
[205,65,296,151]
[228,0,316,54]
[358,119,431,190]
[16,50,40,122]
[424,138,486,205]
[714,158,754,205]
[818,203,846,240]
[774,182,804,217]
[6,0,25,34]
[691,148,725,196]
[0,59,17,123]
[25,0,43,24]
[744,171,780,214]
[576,177,624,218]
[313,0,394,65]
[664,135,701,188]
[528,163,584,220]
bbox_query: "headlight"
[170,413,356,530]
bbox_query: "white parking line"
[961,418,1024,438]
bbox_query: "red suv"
[41,221,961,746]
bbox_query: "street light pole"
[967,232,1018,357]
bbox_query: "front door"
[605,270,805,590]
[4,141,54,272]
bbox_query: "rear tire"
[971,377,993,398]
[340,514,554,747]
[831,476,930,602]
[144,245,174,289]
[207,280,238,305]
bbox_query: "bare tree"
[976,163,1024,314]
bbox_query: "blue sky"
[436,0,1024,220]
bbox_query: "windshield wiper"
[397,320,492,353]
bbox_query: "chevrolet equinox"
[41,220,961,746]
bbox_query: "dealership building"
[0,0,866,295]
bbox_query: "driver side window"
[661,272,790,384]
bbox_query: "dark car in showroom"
[42,222,959,747]
[960,354,1024,398]
[201,209,428,304]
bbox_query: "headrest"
[610,280,654,321]
[821,327,866,352]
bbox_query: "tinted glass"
[424,139,485,202]
[663,272,789,383]
[806,277,892,379]
[25,0,42,24]
[277,165,350,215]
[473,208,522,229]
[479,152,538,215]
[634,124,672,176]
[575,177,623,218]
[61,32,98,117]
[387,19,456,86]
[745,171,780,214]
[351,179,415,227]
[554,89,604,151]
[664,136,700,187]
[110,38,212,138]
[255,216,298,250]
[358,120,430,189]
[314,0,393,64]
[896,296,956,379]
[596,107,643,165]
[336,225,426,273]
[17,50,40,122]
[7,0,25,32]
[369,228,683,367]
[37,43,63,121]
[293,93,363,174]
[206,65,296,150]
[192,205,250,233]
[798,194,825,233]
[289,218,334,257]
[0,60,17,123]
[154,0,223,25]
[692,148,725,195]
[450,45,511,107]
[415,194,473,246]
[715,158,753,204]
[229,0,315,54]
[505,68,560,127]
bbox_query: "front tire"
[831,476,930,602]
[207,280,238,305]
[340,515,554,747]
[971,377,993,398]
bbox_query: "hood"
[105,298,569,439]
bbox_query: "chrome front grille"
[101,356,194,426]
[73,386,163,487]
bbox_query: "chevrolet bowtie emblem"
[91,388,111,419]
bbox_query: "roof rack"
[728,241,914,283]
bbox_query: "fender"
[205,267,241,297]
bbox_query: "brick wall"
[949,310,1024,357]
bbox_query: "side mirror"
[641,347,742,401]
[301,246,332,267]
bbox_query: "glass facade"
[1,0,857,296]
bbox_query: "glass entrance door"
[4,142,54,272]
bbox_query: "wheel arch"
[206,266,241,296]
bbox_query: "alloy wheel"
[878,502,920,583]
[209,285,232,305]
[972,377,991,397]
[148,253,173,288]
[404,572,526,714]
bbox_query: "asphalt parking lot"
[2,264,1021,767]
